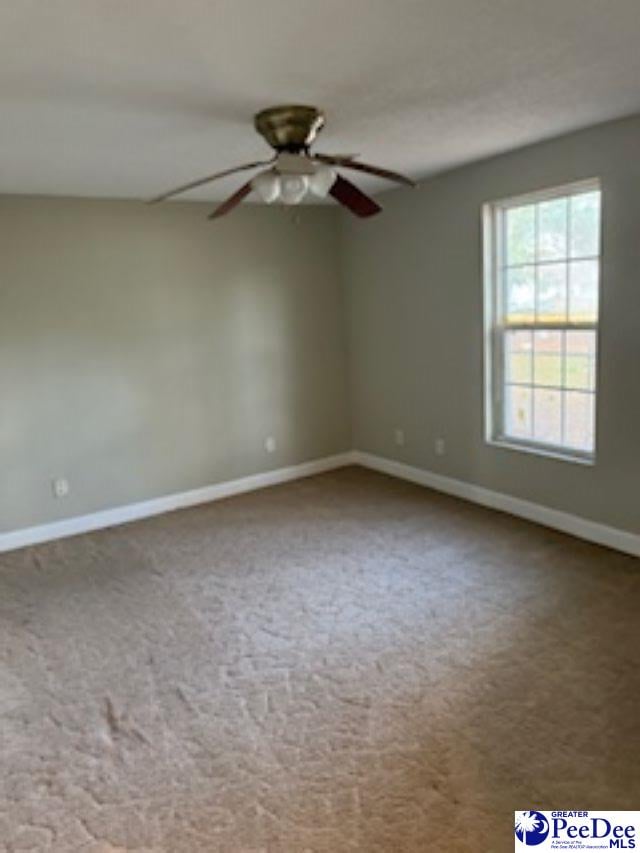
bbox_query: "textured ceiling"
[1,0,640,202]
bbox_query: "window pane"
[569,259,599,323]
[505,330,533,383]
[564,391,595,452]
[570,191,600,258]
[537,263,567,322]
[533,388,562,445]
[533,330,563,387]
[506,266,535,323]
[490,183,600,460]
[538,197,567,261]
[506,205,535,265]
[505,385,532,439]
[565,331,596,391]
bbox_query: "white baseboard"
[353,451,640,558]
[0,452,357,554]
[3,449,637,559]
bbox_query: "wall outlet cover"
[52,478,70,498]
[394,428,405,447]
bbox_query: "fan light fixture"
[251,164,336,205]
[149,105,416,219]
[308,164,338,198]
[279,174,309,205]
[251,170,281,204]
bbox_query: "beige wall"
[342,114,640,535]
[3,113,639,538]
[0,198,350,532]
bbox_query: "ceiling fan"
[149,105,415,219]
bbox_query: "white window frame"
[482,178,601,464]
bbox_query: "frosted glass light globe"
[308,164,337,198]
[279,174,308,205]
[251,170,281,204]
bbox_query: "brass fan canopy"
[254,105,325,152]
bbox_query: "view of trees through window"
[487,183,601,458]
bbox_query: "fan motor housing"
[254,105,325,153]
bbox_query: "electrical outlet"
[264,436,277,454]
[394,428,405,447]
[52,477,70,498]
[435,438,446,456]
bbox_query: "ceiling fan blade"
[315,153,359,162]
[329,175,382,218]
[316,153,415,187]
[207,181,253,220]
[148,159,272,204]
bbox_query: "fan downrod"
[254,105,325,153]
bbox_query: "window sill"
[487,436,596,466]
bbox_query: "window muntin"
[485,181,601,461]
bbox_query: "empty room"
[1,1,639,851]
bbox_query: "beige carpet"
[0,466,638,852]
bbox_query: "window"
[483,180,601,462]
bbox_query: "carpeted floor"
[0,466,638,852]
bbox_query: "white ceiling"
[1,0,640,202]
